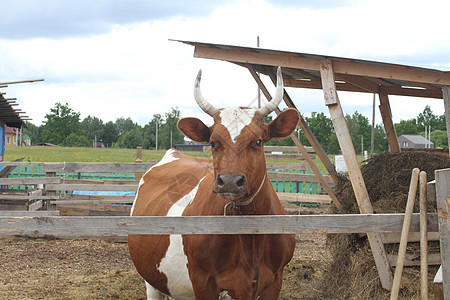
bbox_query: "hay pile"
[319,152,450,299]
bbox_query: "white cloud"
[1,0,448,128]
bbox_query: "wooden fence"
[0,161,448,297]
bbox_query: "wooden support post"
[319,58,393,290]
[419,171,429,300]
[247,66,341,209]
[378,93,401,153]
[45,171,57,211]
[266,69,339,184]
[390,168,420,300]
[442,86,450,157]
[435,168,450,299]
[135,147,143,183]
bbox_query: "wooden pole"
[319,58,393,290]
[0,79,44,85]
[371,93,376,156]
[419,171,429,300]
[378,93,401,153]
[442,86,450,157]
[390,168,420,300]
[435,168,450,299]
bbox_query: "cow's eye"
[210,141,216,148]
[255,139,262,147]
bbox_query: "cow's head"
[178,67,299,202]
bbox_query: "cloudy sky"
[1,0,449,127]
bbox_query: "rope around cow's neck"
[223,173,266,216]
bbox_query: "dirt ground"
[0,230,330,300]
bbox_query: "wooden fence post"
[135,147,143,183]
[45,171,57,211]
[435,168,450,299]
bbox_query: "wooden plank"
[50,199,133,204]
[277,192,332,204]
[45,184,138,192]
[268,172,334,184]
[194,45,450,86]
[388,252,441,267]
[28,200,43,211]
[0,177,60,185]
[43,162,154,173]
[265,153,308,160]
[57,194,135,201]
[435,168,450,299]
[320,58,394,290]
[264,146,314,153]
[379,93,401,153]
[442,86,450,157]
[266,162,309,170]
[0,213,439,236]
[0,210,60,216]
[0,162,44,167]
[382,232,440,243]
[61,179,137,185]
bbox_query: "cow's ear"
[177,117,211,142]
[267,108,300,139]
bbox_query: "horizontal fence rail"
[0,213,439,236]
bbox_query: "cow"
[128,67,299,300]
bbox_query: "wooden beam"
[435,168,450,299]
[442,86,450,156]
[378,93,401,153]
[0,213,439,236]
[320,58,393,290]
[194,45,450,86]
[0,79,44,85]
[247,66,341,209]
[265,67,339,183]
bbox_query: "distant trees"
[22,103,447,153]
[24,102,186,150]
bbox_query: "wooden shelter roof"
[0,93,28,128]
[177,40,449,99]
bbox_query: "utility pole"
[155,119,158,150]
[370,93,375,156]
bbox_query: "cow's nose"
[217,174,246,194]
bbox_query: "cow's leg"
[145,281,164,300]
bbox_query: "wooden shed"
[177,40,450,291]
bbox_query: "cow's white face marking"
[157,177,205,299]
[219,108,257,143]
[219,290,235,299]
[130,149,179,216]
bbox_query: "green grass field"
[3,146,342,173]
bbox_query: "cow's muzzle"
[216,174,246,199]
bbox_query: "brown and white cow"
[128,67,298,300]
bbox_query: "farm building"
[398,134,434,149]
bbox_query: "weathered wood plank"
[43,162,154,173]
[266,162,309,170]
[277,193,332,204]
[382,232,440,243]
[268,172,334,183]
[435,168,450,299]
[45,184,138,192]
[264,146,314,153]
[0,211,60,216]
[388,252,441,267]
[0,177,60,185]
[265,153,309,160]
[0,213,439,236]
[28,200,43,211]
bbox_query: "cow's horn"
[194,69,218,117]
[257,66,284,117]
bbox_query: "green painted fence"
[4,166,326,195]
